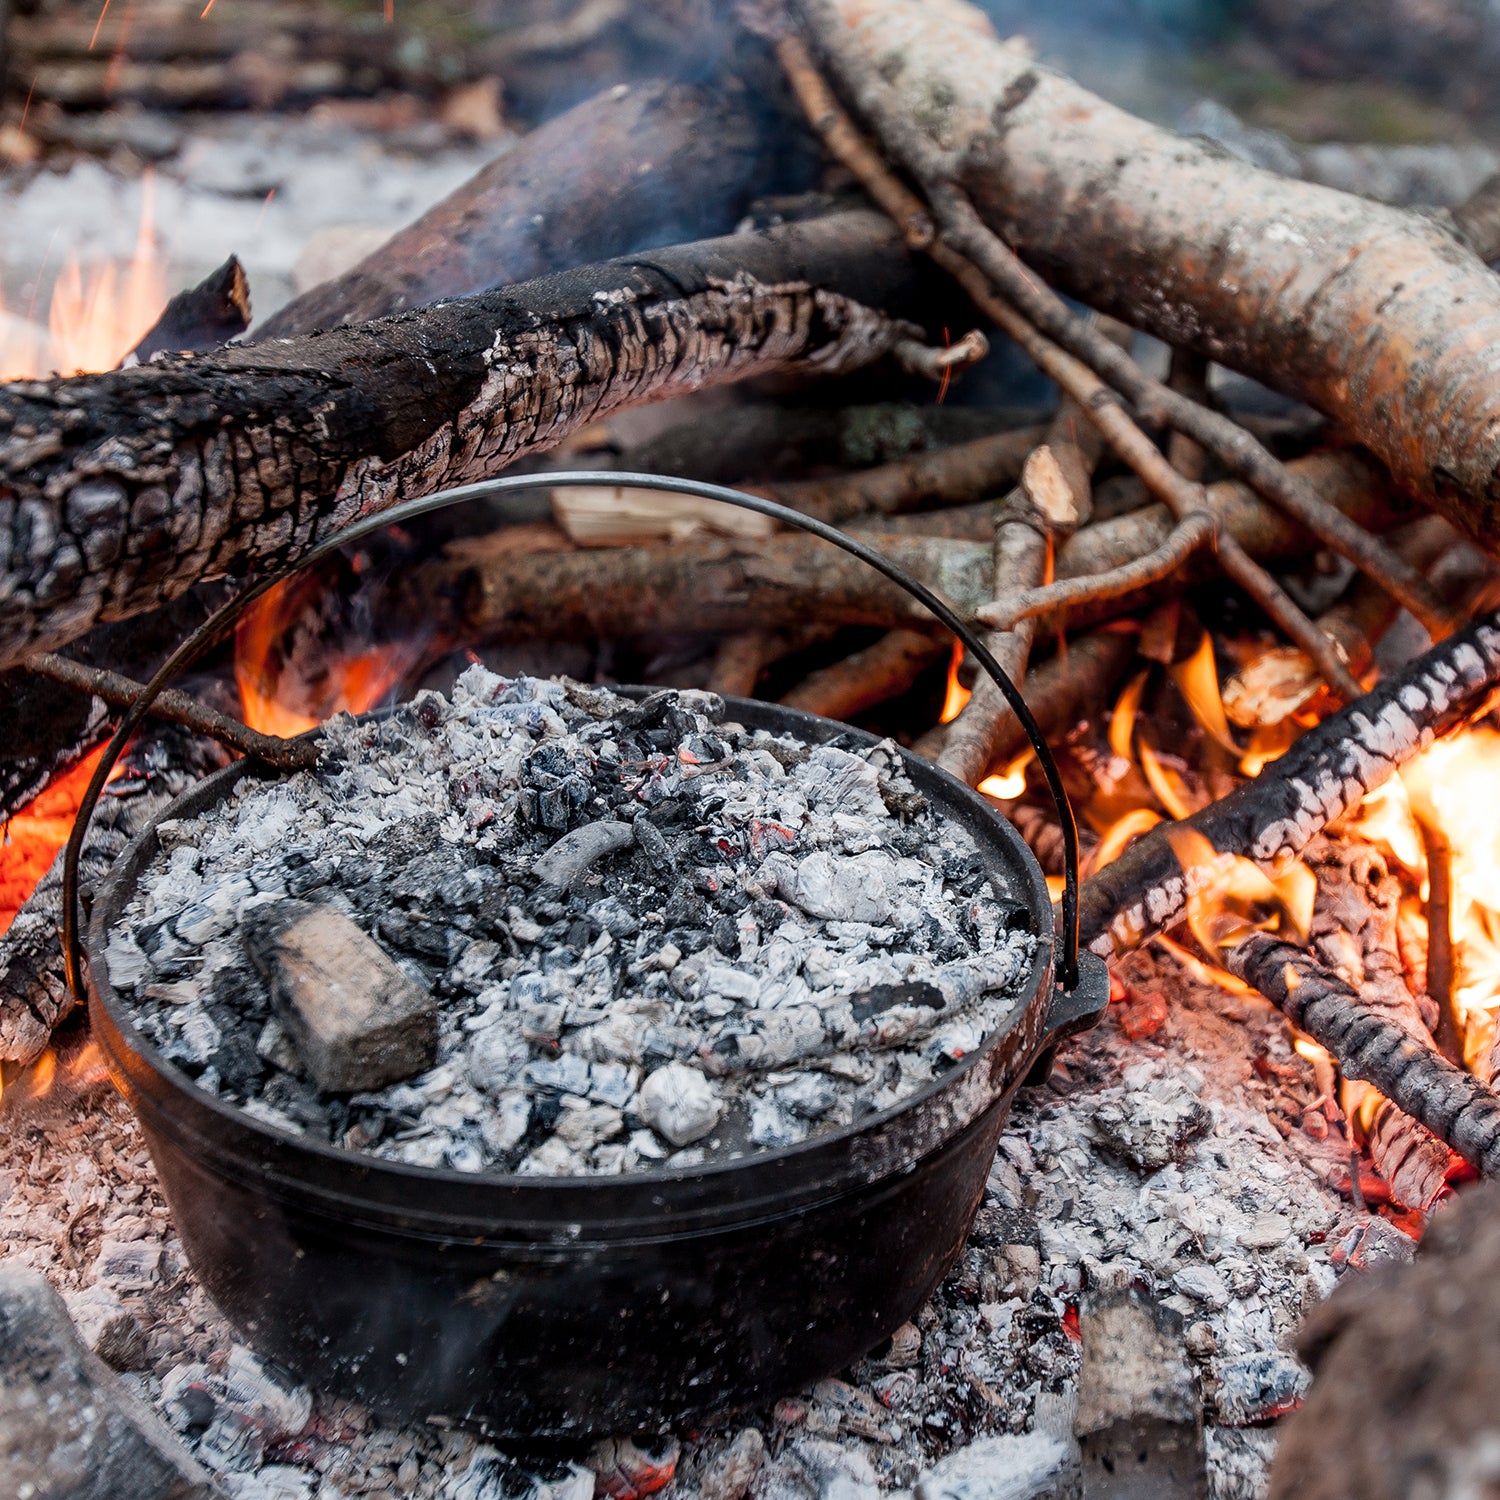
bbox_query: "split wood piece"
[782,629,946,721]
[793,0,1500,577]
[0,209,918,669]
[26,652,317,772]
[913,625,1137,775]
[761,423,1046,526]
[1075,1286,1207,1500]
[243,901,438,1094]
[0,1268,226,1500]
[1223,931,1500,1180]
[0,725,231,1066]
[1078,607,1500,960]
[258,81,780,339]
[129,256,251,363]
[1268,1178,1500,1500]
[773,30,1364,702]
[431,450,1409,651]
[938,439,1087,787]
[1307,837,1461,1212]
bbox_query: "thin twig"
[978,513,1217,632]
[786,7,1455,641]
[1416,814,1464,1065]
[27,653,319,771]
[773,34,1362,701]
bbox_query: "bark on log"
[782,628,946,720]
[804,0,1500,553]
[1223,931,1500,1180]
[1079,608,1500,960]
[0,211,917,670]
[434,449,1408,651]
[257,81,786,339]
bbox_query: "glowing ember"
[0,747,108,935]
[939,641,970,723]
[1352,728,1500,1076]
[0,175,168,380]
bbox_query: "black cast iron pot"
[87,694,1107,1438]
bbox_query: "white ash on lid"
[111,669,1036,1176]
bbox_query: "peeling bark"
[0,211,916,670]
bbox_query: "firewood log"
[0,211,917,672]
[798,0,1500,554]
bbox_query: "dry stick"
[789,6,1453,640]
[1079,606,1500,960]
[26,652,317,771]
[978,513,1216,632]
[1165,348,1210,485]
[1225,932,1500,1179]
[782,629,946,720]
[706,632,773,699]
[774,33,1363,704]
[763,423,1046,526]
[913,624,1137,770]
[1416,816,1463,1066]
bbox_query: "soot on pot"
[106,669,1035,1176]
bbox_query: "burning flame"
[0,175,168,380]
[978,749,1033,802]
[0,747,110,935]
[235,574,415,737]
[940,641,971,723]
[1351,728,1500,1076]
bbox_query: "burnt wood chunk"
[243,901,437,1093]
[1075,1288,1206,1499]
[0,1268,226,1499]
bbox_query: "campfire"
[6,1,1500,1497]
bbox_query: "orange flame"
[939,641,971,723]
[235,574,414,737]
[0,175,167,380]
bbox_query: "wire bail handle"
[63,471,1084,1005]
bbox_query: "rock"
[243,901,438,1092]
[637,1062,721,1147]
[0,1267,225,1499]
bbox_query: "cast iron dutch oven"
[70,473,1110,1438]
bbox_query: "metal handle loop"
[62,470,1083,1005]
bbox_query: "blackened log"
[1224,931,1500,1179]
[0,210,917,670]
[1079,608,1500,959]
[257,80,793,340]
[128,256,250,363]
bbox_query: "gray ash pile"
[107,669,1036,1176]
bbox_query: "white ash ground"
[110,670,1036,1175]
[0,944,1405,1500]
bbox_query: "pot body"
[88,695,1106,1436]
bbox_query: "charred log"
[128,257,251,364]
[257,80,794,340]
[0,210,918,670]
